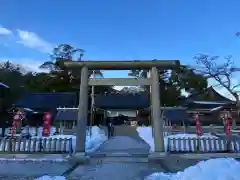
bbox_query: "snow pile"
[67,126,107,153]
[35,175,66,180]
[137,126,218,152]
[137,127,155,152]
[85,126,107,152]
[145,158,240,180]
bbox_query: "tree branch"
[194,54,240,102]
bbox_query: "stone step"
[90,157,149,163]
[88,152,149,157]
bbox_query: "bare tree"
[194,54,240,128]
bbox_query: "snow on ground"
[145,158,240,180]
[137,127,155,152]
[137,126,218,152]
[35,175,66,180]
[47,126,107,153]
[0,126,107,153]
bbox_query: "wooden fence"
[163,126,240,134]
[167,137,240,153]
[0,137,73,154]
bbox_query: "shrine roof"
[95,93,149,110]
[183,86,235,104]
[14,92,78,110]
[14,92,150,111]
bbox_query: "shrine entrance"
[60,60,180,153]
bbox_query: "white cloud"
[18,59,47,73]
[0,26,12,35]
[16,29,53,53]
[0,26,54,54]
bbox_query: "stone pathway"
[0,155,236,179]
[69,158,164,180]
[68,156,205,179]
[0,160,71,179]
[95,136,150,154]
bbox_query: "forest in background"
[0,44,208,108]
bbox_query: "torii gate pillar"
[76,66,89,152]
[151,67,164,152]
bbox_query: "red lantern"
[195,114,203,136]
[42,112,52,137]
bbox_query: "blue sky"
[0,0,240,96]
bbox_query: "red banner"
[10,110,23,136]
[42,112,52,137]
[225,117,231,136]
[195,114,203,136]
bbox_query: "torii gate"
[60,60,180,153]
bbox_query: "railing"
[167,137,240,153]
[0,137,73,154]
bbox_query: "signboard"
[42,112,52,137]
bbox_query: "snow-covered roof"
[186,86,234,102]
[192,101,227,105]
[0,82,9,88]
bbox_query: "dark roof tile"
[15,92,78,110]
[95,93,149,109]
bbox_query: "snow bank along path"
[136,127,233,152]
[145,158,240,180]
[0,126,107,153]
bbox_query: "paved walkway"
[95,136,150,154]
[69,157,165,180]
